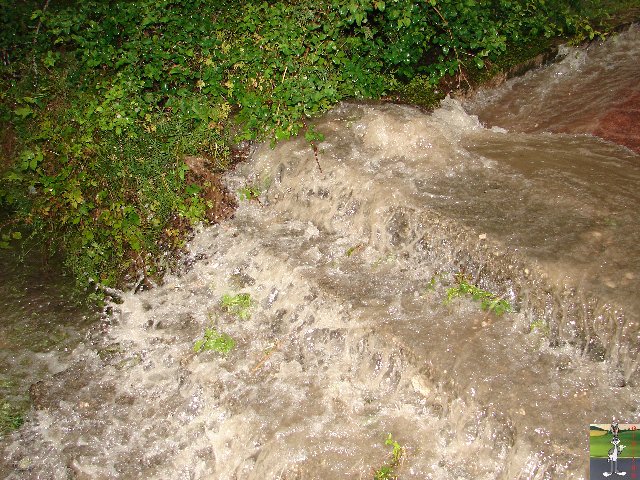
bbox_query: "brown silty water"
[2,26,640,480]
[464,24,640,153]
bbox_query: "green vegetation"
[238,185,262,202]
[0,401,25,436]
[221,293,252,320]
[238,175,271,202]
[530,319,550,334]
[445,274,513,316]
[193,326,236,354]
[0,0,629,292]
[373,433,404,480]
[0,377,28,436]
[424,272,446,293]
[345,244,364,257]
[577,0,640,31]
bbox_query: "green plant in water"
[237,185,261,202]
[445,274,513,316]
[0,402,25,435]
[373,433,404,480]
[530,319,550,334]
[372,253,397,268]
[345,243,364,257]
[221,293,252,320]
[424,272,446,293]
[193,327,236,354]
[239,174,273,203]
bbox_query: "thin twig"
[33,0,51,41]
[312,143,323,173]
[430,4,470,89]
[0,217,20,231]
[251,340,283,373]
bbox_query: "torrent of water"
[0,249,96,435]
[2,26,639,480]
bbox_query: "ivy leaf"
[185,184,202,196]
[129,236,141,251]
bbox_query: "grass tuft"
[373,433,404,480]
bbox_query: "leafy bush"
[0,0,598,292]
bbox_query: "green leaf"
[374,1,385,11]
[178,163,189,181]
[14,106,34,119]
[129,236,141,251]
[194,328,236,354]
[44,51,58,68]
[185,184,202,196]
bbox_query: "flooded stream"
[1,25,639,480]
[0,248,96,436]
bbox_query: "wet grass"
[393,75,447,110]
[530,319,550,335]
[237,185,262,203]
[581,0,640,30]
[345,244,365,257]
[0,400,25,436]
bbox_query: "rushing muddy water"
[2,26,640,480]
[0,249,96,436]
[464,24,640,153]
